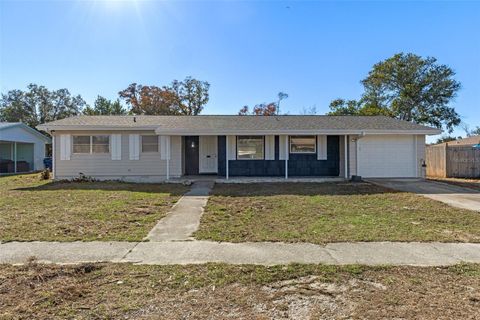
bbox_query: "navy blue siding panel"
[217,135,339,177]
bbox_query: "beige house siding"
[348,135,358,177]
[416,134,426,178]
[53,130,182,182]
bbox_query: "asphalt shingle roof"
[37,115,439,134]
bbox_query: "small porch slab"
[215,176,346,184]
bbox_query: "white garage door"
[358,135,417,178]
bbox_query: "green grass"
[0,174,188,241]
[194,182,480,243]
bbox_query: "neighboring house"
[434,135,480,148]
[37,115,440,182]
[0,122,51,174]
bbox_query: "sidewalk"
[2,241,480,266]
[146,180,214,241]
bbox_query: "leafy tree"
[239,103,277,116]
[462,123,480,137]
[118,83,177,115]
[118,77,210,115]
[276,92,289,115]
[83,96,127,115]
[328,99,392,116]
[300,105,317,115]
[470,127,480,136]
[0,84,85,128]
[435,135,462,144]
[328,53,461,133]
[238,92,287,116]
[171,77,210,115]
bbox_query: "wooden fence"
[426,144,480,178]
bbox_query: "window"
[290,136,316,153]
[92,135,110,153]
[72,135,110,154]
[142,135,158,153]
[237,136,264,160]
[72,136,90,154]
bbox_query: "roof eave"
[36,125,441,136]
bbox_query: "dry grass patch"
[428,177,480,191]
[0,262,479,319]
[195,182,480,243]
[0,174,188,241]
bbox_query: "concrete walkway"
[1,241,480,266]
[369,179,480,212]
[146,180,214,241]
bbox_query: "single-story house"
[0,122,51,174]
[37,115,441,182]
[432,135,480,148]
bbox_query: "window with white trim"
[290,136,316,153]
[237,136,264,160]
[141,135,158,153]
[72,135,110,154]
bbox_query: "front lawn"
[1,262,479,319]
[195,183,480,243]
[0,174,188,241]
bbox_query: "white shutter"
[279,135,289,160]
[60,134,71,161]
[129,134,140,160]
[160,136,171,160]
[111,134,122,160]
[227,135,236,160]
[265,135,275,160]
[317,135,328,160]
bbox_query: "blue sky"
[0,0,479,140]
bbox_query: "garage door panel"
[358,135,416,178]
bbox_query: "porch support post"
[14,142,17,173]
[166,137,170,180]
[51,134,55,179]
[285,135,288,179]
[225,136,229,180]
[344,135,348,179]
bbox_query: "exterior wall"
[218,135,341,177]
[416,135,426,178]
[53,130,181,181]
[348,135,358,177]
[0,126,47,171]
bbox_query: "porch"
[0,140,35,174]
[178,134,350,180]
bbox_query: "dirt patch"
[1,263,479,319]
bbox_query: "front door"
[199,136,218,174]
[184,136,199,175]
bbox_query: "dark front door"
[184,136,199,175]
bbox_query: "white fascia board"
[36,125,441,136]
[36,125,160,133]
[154,128,442,136]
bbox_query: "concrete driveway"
[368,179,480,212]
